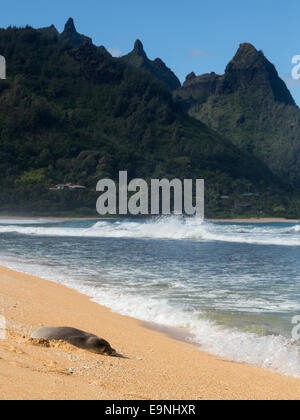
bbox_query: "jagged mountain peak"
[134,39,146,55]
[222,43,296,105]
[176,42,300,186]
[60,18,92,48]
[121,40,181,91]
[64,17,76,33]
[227,43,265,71]
[235,42,259,57]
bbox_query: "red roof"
[70,185,87,189]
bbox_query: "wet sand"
[0,265,300,400]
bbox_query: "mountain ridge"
[59,17,93,48]
[34,19,181,91]
[0,21,298,216]
[175,43,300,188]
[121,39,181,91]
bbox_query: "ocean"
[0,216,299,377]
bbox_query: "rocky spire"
[63,17,76,34]
[228,43,263,69]
[133,39,146,56]
[121,39,181,90]
[222,42,296,105]
[60,18,92,48]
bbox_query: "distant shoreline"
[0,216,299,223]
[207,218,300,223]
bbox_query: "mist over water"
[0,216,299,377]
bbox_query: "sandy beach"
[207,218,300,223]
[0,265,299,400]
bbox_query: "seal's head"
[86,337,116,356]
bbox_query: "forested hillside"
[175,43,300,190]
[0,22,298,217]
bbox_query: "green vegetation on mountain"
[0,22,298,217]
[175,43,300,189]
[121,39,181,91]
[60,18,92,48]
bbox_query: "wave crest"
[0,217,299,246]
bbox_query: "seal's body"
[31,327,115,355]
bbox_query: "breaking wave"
[1,254,300,378]
[0,217,300,378]
[0,217,299,246]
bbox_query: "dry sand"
[0,265,300,400]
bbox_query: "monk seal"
[31,327,116,356]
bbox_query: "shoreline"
[0,216,299,223]
[207,218,300,223]
[1,265,300,400]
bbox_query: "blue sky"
[1,0,300,104]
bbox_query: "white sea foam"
[291,225,300,233]
[0,252,299,378]
[0,217,299,246]
[38,284,300,378]
[0,218,299,376]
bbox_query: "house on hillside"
[49,183,87,191]
[69,184,87,190]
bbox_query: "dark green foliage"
[121,40,181,91]
[175,43,300,189]
[60,18,92,48]
[0,26,297,217]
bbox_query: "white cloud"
[187,49,210,59]
[108,48,122,58]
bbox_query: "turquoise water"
[0,216,299,377]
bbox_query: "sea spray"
[0,217,299,377]
[0,217,299,246]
